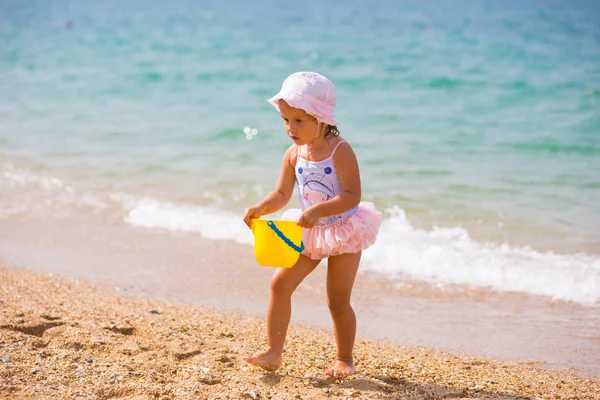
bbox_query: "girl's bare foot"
[325,359,355,379]
[243,350,282,370]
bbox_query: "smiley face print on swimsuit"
[299,168,336,205]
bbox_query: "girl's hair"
[325,125,340,139]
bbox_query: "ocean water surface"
[1,0,599,306]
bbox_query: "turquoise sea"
[1,0,599,305]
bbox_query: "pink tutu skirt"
[284,202,383,260]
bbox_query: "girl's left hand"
[297,207,321,228]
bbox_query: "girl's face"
[277,100,321,146]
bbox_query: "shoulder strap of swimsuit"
[330,140,347,159]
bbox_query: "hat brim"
[267,93,337,126]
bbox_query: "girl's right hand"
[243,205,265,229]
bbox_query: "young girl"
[242,71,382,378]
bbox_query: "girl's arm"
[243,145,297,227]
[298,142,361,228]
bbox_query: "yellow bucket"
[252,219,304,268]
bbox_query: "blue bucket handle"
[267,220,305,253]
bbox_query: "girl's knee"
[327,296,352,315]
[270,275,296,297]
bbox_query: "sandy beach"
[1,214,599,376]
[1,264,598,399]
[2,1,600,399]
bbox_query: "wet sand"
[0,214,598,377]
[1,264,598,399]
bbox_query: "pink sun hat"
[267,71,337,126]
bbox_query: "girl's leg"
[325,251,361,378]
[244,254,320,369]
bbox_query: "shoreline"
[1,264,598,399]
[1,213,599,377]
